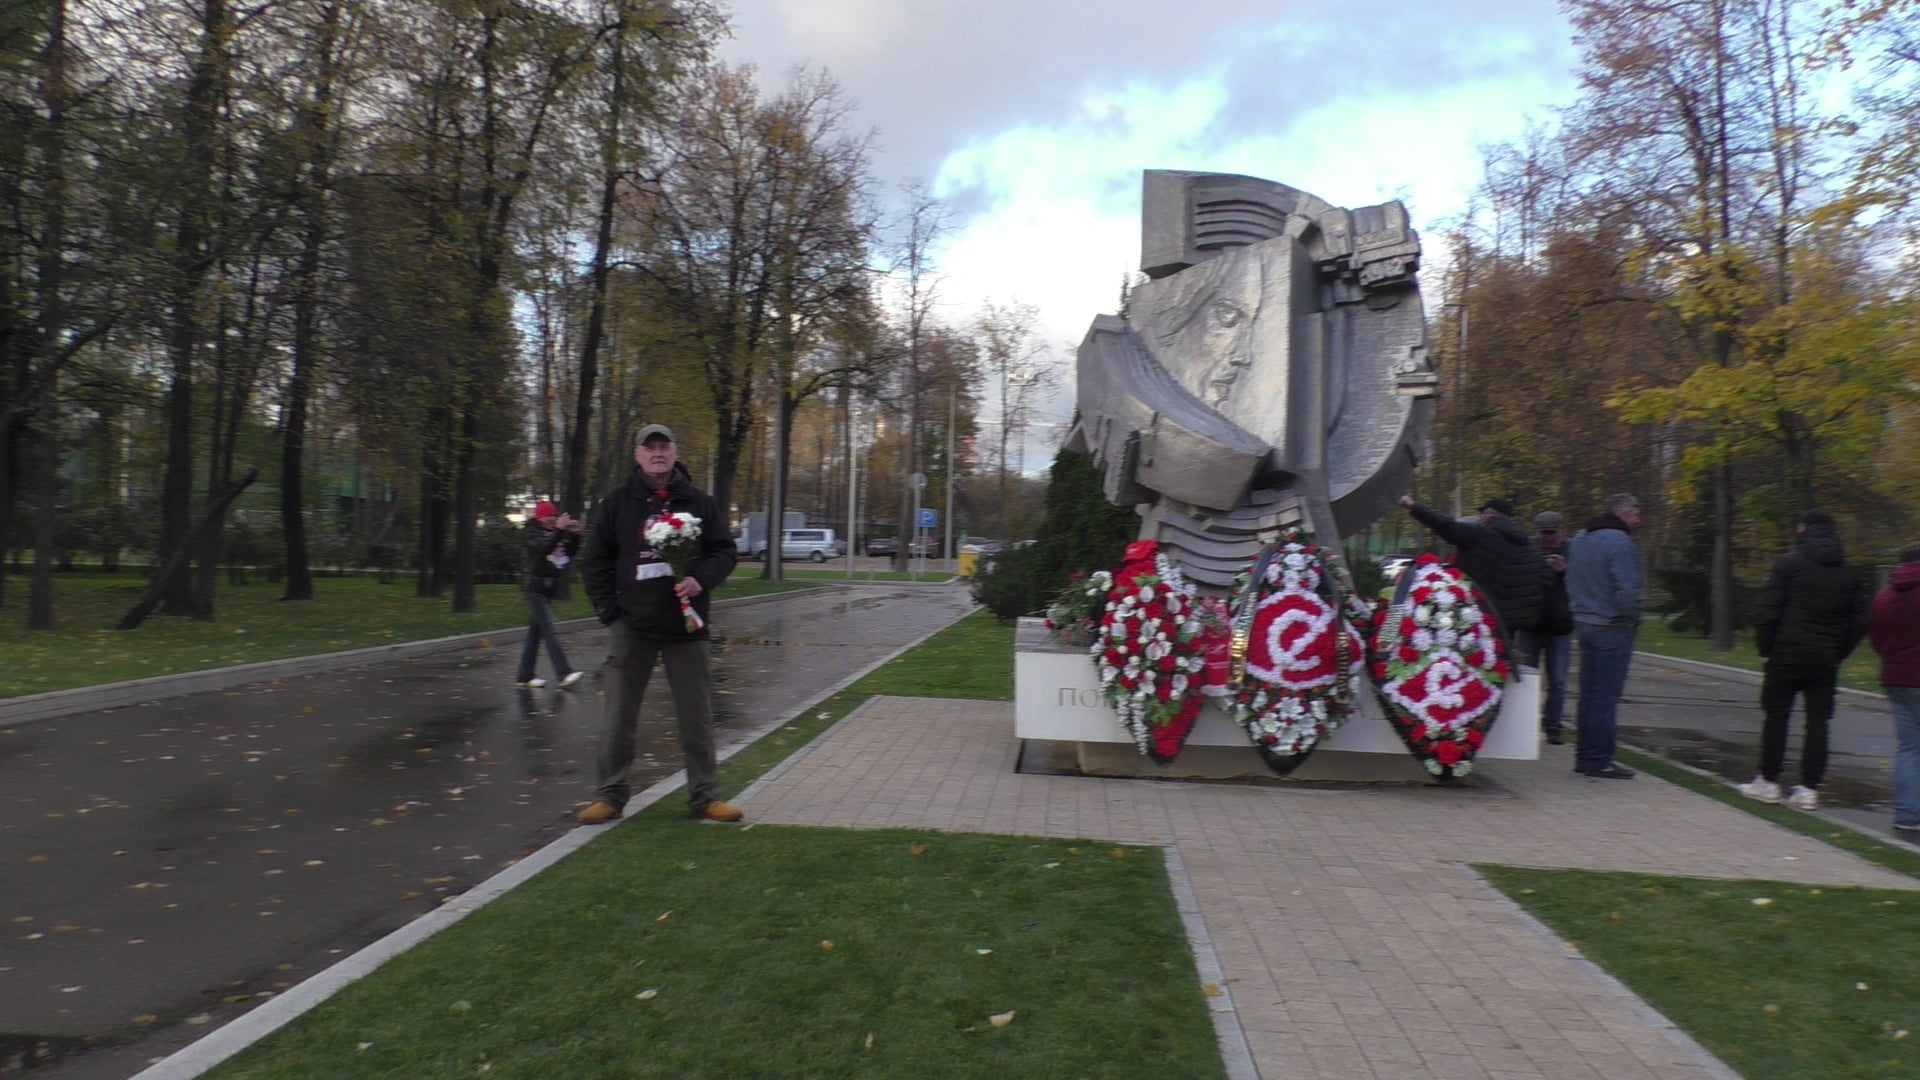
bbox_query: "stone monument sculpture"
[1068,170,1439,588]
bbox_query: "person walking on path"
[516,500,585,689]
[1738,509,1871,811]
[1565,493,1644,780]
[577,424,743,825]
[1515,510,1574,745]
[1395,495,1545,649]
[1870,543,1920,837]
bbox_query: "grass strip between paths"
[0,573,819,700]
[203,611,1227,1080]
[1476,865,1920,1080]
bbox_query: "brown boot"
[577,800,621,825]
[695,800,743,823]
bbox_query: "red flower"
[1465,729,1485,749]
[1158,656,1177,673]
[1433,739,1462,766]
[1123,539,1159,564]
[1494,661,1510,678]
[1399,617,1417,638]
[1144,601,1166,622]
[1397,644,1420,664]
[1372,662,1389,680]
[1156,682,1173,702]
[1412,586,1433,604]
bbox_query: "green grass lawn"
[1635,619,1881,692]
[0,570,818,700]
[1478,866,1920,1080]
[204,611,1226,1080]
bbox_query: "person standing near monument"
[1565,494,1644,780]
[1515,510,1574,745]
[1870,542,1920,838]
[516,500,585,690]
[1737,509,1871,811]
[577,424,743,825]
[1395,495,1545,647]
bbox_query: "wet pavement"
[0,583,975,1079]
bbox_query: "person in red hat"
[516,498,584,689]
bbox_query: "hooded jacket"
[1407,502,1545,636]
[580,466,737,639]
[1870,562,1920,688]
[1566,514,1641,627]
[1752,522,1870,666]
[522,522,579,598]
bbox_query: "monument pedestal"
[1015,617,1540,782]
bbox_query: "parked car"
[752,528,846,562]
[1376,553,1415,582]
[863,536,896,557]
[907,536,943,558]
[958,536,1002,555]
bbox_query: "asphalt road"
[1,583,977,1079]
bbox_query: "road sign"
[917,508,937,528]
[909,471,926,492]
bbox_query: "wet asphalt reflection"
[0,584,974,1079]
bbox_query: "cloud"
[718,0,1581,470]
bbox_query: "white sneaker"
[1736,776,1781,804]
[1785,785,1819,812]
[517,677,547,689]
[557,671,584,689]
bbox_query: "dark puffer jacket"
[1753,522,1870,666]
[580,467,737,639]
[1407,502,1545,637]
[1870,562,1920,688]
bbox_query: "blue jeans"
[1575,622,1636,771]
[1890,686,1920,829]
[517,591,573,682]
[1515,630,1572,734]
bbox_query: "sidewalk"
[739,695,1918,1080]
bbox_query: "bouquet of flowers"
[642,511,706,632]
[1366,554,1508,778]
[1091,539,1208,762]
[1044,569,1112,646]
[1224,531,1369,775]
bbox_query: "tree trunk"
[118,469,257,631]
[26,0,68,630]
[452,392,478,613]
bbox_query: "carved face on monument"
[1132,237,1297,450]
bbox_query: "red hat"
[533,500,559,520]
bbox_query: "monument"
[1023,170,1537,779]
[1068,170,1438,588]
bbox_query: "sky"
[717,0,1586,465]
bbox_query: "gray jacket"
[1566,515,1641,627]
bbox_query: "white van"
[753,528,845,562]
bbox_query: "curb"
[128,602,976,1080]
[0,589,806,728]
[1634,650,1886,706]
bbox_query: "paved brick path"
[739,695,1917,1080]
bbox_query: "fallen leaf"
[635,989,659,1001]
[186,1014,211,1026]
[133,1014,157,1026]
[909,844,928,856]
[1203,984,1224,997]
[450,1000,472,1012]
[656,911,673,925]
[988,1011,1015,1028]
[357,1042,373,1051]
[1751,898,1773,907]
[1110,848,1126,859]
[975,948,992,956]
[1042,862,1060,869]
[1763,1003,1781,1015]
[863,1032,874,1051]
[820,940,834,951]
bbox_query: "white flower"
[1412,629,1434,650]
[1413,604,1433,625]
[1171,674,1188,693]
[1437,629,1458,648]
[1139,586,1155,603]
[1435,611,1454,630]
[1434,590,1456,609]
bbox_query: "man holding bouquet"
[577,424,742,824]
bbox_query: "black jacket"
[1408,502,1545,636]
[1536,543,1573,636]
[580,468,737,639]
[522,523,579,598]
[1753,523,1871,666]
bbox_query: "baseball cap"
[1533,511,1565,531]
[635,423,675,446]
[533,499,559,519]
[1479,498,1515,517]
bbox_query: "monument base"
[1015,617,1541,782]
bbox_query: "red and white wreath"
[1226,532,1369,775]
[1092,539,1208,762]
[1366,554,1509,778]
